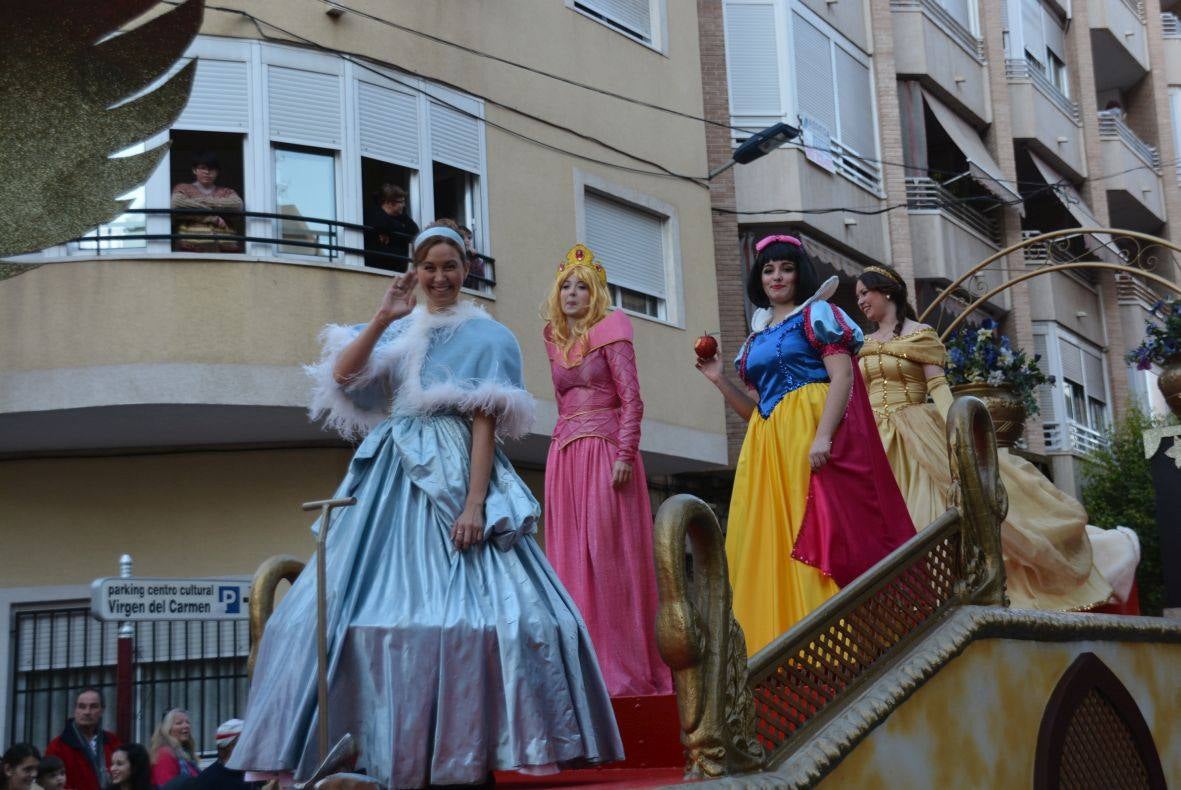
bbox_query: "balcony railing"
[906,177,1001,244]
[1044,419,1108,454]
[889,0,985,60]
[1163,11,1181,37]
[64,208,497,290]
[1097,109,1161,170]
[831,139,884,195]
[1118,0,1146,22]
[1005,59,1081,123]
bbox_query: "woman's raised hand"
[695,352,724,383]
[377,271,417,325]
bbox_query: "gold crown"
[558,243,607,284]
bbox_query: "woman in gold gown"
[854,266,1112,610]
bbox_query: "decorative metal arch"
[917,227,1181,341]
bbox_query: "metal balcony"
[1043,420,1109,455]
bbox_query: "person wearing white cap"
[191,720,255,790]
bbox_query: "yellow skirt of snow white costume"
[726,381,841,656]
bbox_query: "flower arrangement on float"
[944,319,1051,446]
[1126,298,1181,417]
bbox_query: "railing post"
[301,496,357,766]
[115,554,134,743]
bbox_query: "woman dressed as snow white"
[230,225,623,788]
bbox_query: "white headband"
[413,226,466,251]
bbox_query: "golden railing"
[654,395,1008,779]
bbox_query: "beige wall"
[0,449,354,588]
[823,638,1181,787]
[1028,272,1106,347]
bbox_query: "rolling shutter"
[577,0,652,40]
[792,12,837,134]
[1059,336,1084,384]
[1043,6,1066,60]
[1022,0,1046,61]
[176,58,249,131]
[1084,350,1106,403]
[1033,333,1057,421]
[724,2,782,120]
[268,65,342,148]
[358,81,419,167]
[835,47,875,157]
[429,101,481,173]
[584,191,667,299]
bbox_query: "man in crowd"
[193,719,258,789]
[44,689,120,790]
[363,183,419,271]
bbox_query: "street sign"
[91,577,251,621]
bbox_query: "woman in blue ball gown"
[230,225,623,788]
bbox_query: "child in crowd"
[35,757,65,790]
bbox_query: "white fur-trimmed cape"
[306,301,536,441]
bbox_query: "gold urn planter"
[950,384,1027,448]
[1159,355,1181,419]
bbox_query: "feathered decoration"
[0,0,204,255]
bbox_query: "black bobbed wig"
[746,240,821,309]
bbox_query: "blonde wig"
[544,262,611,360]
[149,708,198,764]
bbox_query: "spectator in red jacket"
[44,689,120,790]
[149,710,199,787]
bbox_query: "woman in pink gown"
[542,244,673,697]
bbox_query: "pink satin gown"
[543,310,673,697]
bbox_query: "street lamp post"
[707,122,802,180]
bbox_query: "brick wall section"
[698,0,750,465]
[980,0,1046,452]
[870,0,915,285]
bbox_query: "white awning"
[921,88,1024,213]
[1029,151,1117,257]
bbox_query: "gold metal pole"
[917,227,1181,324]
[937,261,1181,341]
[301,496,357,764]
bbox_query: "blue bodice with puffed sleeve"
[734,300,864,419]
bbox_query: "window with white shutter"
[724,3,782,125]
[1033,332,1057,422]
[792,13,837,135]
[358,81,419,168]
[1037,323,1111,451]
[584,190,669,319]
[789,7,880,191]
[51,37,490,276]
[267,66,343,148]
[429,101,481,174]
[176,59,250,132]
[572,0,658,47]
[835,48,874,159]
[1021,0,1047,67]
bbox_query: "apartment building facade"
[712,0,1181,491]
[0,1,726,749]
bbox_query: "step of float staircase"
[494,693,684,786]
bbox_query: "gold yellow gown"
[857,329,1112,610]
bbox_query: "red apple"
[694,334,718,360]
